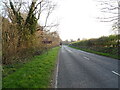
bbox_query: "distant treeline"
[69,34,119,57]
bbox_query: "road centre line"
[84,57,90,60]
[112,71,120,76]
[67,49,72,53]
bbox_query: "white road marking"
[112,71,120,76]
[68,50,72,53]
[65,48,73,53]
[78,50,91,55]
[84,57,90,60]
[55,51,60,88]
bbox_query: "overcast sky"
[48,0,115,41]
[1,0,116,41]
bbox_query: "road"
[56,45,119,88]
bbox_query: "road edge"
[55,48,60,88]
[51,47,60,88]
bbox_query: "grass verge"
[69,46,119,60]
[3,47,60,88]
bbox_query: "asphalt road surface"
[56,45,119,88]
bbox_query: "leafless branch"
[44,3,56,28]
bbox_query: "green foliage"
[25,1,37,34]
[10,0,37,35]
[70,34,119,59]
[69,46,119,59]
[10,1,23,26]
[3,47,60,88]
[26,14,37,34]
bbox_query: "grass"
[69,46,119,60]
[3,47,60,88]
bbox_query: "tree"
[96,0,120,33]
[96,0,119,21]
[2,0,60,64]
[2,0,58,46]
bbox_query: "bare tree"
[2,0,57,46]
[2,0,57,28]
[96,0,120,33]
[2,0,59,64]
[96,0,119,21]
